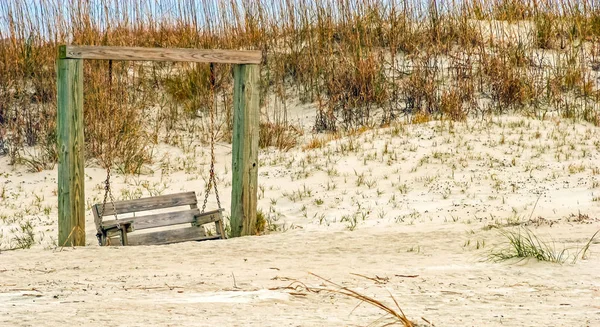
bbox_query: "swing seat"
[93,191,226,246]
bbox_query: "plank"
[59,45,262,64]
[102,209,198,231]
[109,227,221,246]
[101,208,222,231]
[120,226,128,246]
[94,192,197,217]
[92,204,102,236]
[194,209,224,226]
[215,220,226,239]
[57,58,85,246]
[230,64,260,237]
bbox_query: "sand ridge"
[1,115,600,326]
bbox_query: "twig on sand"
[122,284,184,291]
[350,273,389,284]
[271,276,295,281]
[10,288,42,292]
[395,275,419,278]
[19,268,56,274]
[528,194,542,221]
[231,272,240,289]
[269,280,325,294]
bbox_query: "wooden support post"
[57,58,85,246]
[231,64,260,237]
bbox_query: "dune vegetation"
[0,0,599,172]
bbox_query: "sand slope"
[1,226,599,326]
[1,115,600,326]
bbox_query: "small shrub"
[490,0,533,21]
[535,13,559,49]
[259,122,301,151]
[401,65,438,116]
[412,110,431,124]
[164,64,227,117]
[482,55,534,111]
[440,88,467,121]
[302,133,340,151]
[323,52,389,130]
[255,209,266,235]
[10,220,35,250]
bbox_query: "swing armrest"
[192,208,224,226]
[193,209,226,239]
[100,222,132,246]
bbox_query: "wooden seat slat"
[102,208,200,231]
[102,208,223,232]
[109,227,222,246]
[94,191,197,217]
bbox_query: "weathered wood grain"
[57,58,85,246]
[193,209,224,227]
[110,227,221,246]
[230,64,260,237]
[95,192,225,245]
[215,220,227,239]
[94,192,197,217]
[59,45,262,64]
[101,208,223,231]
[119,226,128,246]
[101,210,196,233]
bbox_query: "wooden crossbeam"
[59,45,262,64]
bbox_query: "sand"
[1,114,600,326]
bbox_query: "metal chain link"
[96,166,119,245]
[95,60,120,246]
[201,63,221,213]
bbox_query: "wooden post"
[230,64,260,237]
[57,58,85,246]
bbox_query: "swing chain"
[201,141,220,213]
[201,63,221,214]
[96,60,119,246]
[97,165,119,245]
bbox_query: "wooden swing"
[57,45,260,247]
[93,61,225,246]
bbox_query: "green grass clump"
[489,227,569,263]
[490,227,600,264]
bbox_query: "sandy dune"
[1,115,600,326]
[1,226,598,326]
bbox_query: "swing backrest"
[93,191,198,218]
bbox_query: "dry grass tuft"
[311,273,418,327]
[259,122,302,151]
[303,133,341,151]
